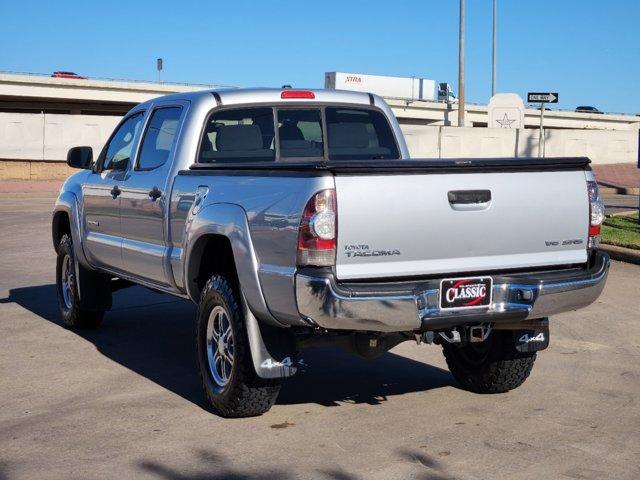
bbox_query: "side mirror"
[67,146,93,169]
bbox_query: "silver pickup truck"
[53,88,610,417]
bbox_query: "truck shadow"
[3,284,454,410]
[134,447,457,480]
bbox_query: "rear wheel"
[196,274,281,417]
[442,330,536,393]
[55,234,106,329]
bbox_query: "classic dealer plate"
[440,276,493,310]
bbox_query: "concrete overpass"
[386,98,640,131]
[1,71,638,130]
[0,71,638,180]
[0,72,221,115]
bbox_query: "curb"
[0,180,63,194]
[600,244,640,265]
[607,211,639,218]
[597,182,640,196]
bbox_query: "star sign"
[496,113,516,128]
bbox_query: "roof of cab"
[136,87,376,111]
[214,87,374,106]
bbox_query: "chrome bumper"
[295,252,610,332]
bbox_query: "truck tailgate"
[335,170,589,280]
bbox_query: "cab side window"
[102,112,144,171]
[137,107,183,170]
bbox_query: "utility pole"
[539,102,545,158]
[492,0,497,97]
[457,0,466,127]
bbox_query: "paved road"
[1,193,639,480]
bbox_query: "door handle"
[110,185,121,199]
[148,186,162,201]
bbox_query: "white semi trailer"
[324,72,455,102]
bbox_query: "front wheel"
[55,234,105,329]
[196,274,281,417]
[442,330,536,393]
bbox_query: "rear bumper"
[295,251,610,332]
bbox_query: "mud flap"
[76,261,112,311]
[243,298,301,379]
[513,324,550,353]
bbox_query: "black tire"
[196,274,281,418]
[442,330,536,393]
[55,234,106,329]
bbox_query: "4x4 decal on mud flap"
[260,357,306,376]
[513,328,550,353]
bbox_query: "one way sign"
[528,92,558,103]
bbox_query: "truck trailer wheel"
[442,330,536,393]
[196,274,281,418]
[55,234,106,329]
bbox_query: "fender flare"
[183,202,283,328]
[52,190,91,270]
[184,203,298,378]
[53,190,111,308]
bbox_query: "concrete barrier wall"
[401,125,638,164]
[0,113,120,161]
[0,113,46,160]
[44,114,121,161]
[0,113,637,168]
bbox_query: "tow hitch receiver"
[512,325,550,353]
[469,324,492,343]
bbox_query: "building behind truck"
[324,71,456,102]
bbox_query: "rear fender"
[184,203,283,328]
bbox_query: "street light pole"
[492,0,497,97]
[157,58,163,84]
[458,0,466,127]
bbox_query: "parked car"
[53,88,610,417]
[51,71,87,79]
[575,105,602,114]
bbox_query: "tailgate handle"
[448,190,491,204]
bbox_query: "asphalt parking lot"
[1,193,639,480]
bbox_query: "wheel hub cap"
[206,306,234,387]
[61,254,74,310]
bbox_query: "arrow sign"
[528,92,558,103]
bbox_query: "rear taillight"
[587,181,605,249]
[297,189,336,266]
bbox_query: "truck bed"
[185,157,591,280]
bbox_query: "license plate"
[440,276,493,310]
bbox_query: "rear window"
[198,107,275,163]
[326,107,399,160]
[197,105,399,163]
[277,109,324,158]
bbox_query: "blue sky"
[1,0,638,114]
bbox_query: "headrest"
[328,123,369,148]
[216,124,263,151]
[279,123,305,141]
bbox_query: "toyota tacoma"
[52,88,610,417]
